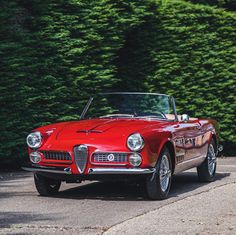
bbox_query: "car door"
[183,120,203,161]
[173,119,205,173]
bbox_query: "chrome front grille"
[41,151,71,161]
[73,145,88,173]
[92,152,128,164]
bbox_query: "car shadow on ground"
[0,171,32,182]
[53,171,230,201]
[0,211,50,229]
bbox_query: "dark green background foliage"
[116,0,236,153]
[0,0,235,164]
[187,0,236,11]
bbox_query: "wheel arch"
[158,140,176,173]
[211,132,220,156]
[211,133,217,146]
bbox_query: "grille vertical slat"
[73,145,88,173]
[41,151,71,161]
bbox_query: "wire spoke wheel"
[197,139,217,182]
[159,155,171,192]
[146,147,172,200]
[208,144,216,176]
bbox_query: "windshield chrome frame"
[80,92,178,121]
[80,97,93,119]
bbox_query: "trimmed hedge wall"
[0,0,235,165]
[187,0,236,11]
[116,0,236,152]
[0,0,155,164]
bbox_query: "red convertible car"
[23,92,221,200]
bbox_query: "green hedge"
[0,0,155,164]
[0,0,235,165]
[116,0,236,150]
[187,0,236,11]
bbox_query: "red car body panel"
[28,117,218,175]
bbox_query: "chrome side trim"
[88,168,155,175]
[22,167,72,175]
[174,154,206,174]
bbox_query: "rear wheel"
[197,139,217,182]
[34,173,61,196]
[146,147,172,200]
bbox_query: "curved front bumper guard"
[88,168,155,174]
[22,166,155,175]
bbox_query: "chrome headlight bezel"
[26,131,42,149]
[129,153,142,167]
[127,133,144,152]
[29,151,42,163]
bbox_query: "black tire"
[146,147,172,200]
[197,139,217,182]
[34,173,61,196]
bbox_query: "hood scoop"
[76,129,103,134]
[76,120,115,134]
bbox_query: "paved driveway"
[0,157,235,234]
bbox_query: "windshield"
[82,93,177,121]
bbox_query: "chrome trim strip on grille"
[88,168,155,174]
[22,167,72,175]
[73,145,88,173]
[90,151,130,166]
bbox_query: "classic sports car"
[23,92,221,200]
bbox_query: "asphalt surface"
[0,157,235,235]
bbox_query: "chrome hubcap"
[208,144,216,176]
[160,155,171,192]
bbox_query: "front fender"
[142,131,175,167]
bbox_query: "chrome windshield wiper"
[99,114,135,118]
[136,115,166,120]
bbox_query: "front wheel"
[34,173,61,196]
[146,147,172,200]
[197,139,217,182]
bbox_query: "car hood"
[49,118,167,141]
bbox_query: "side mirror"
[181,114,189,122]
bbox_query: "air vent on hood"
[76,130,103,133]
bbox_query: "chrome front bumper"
[88,168,155,174]
[22,166,155,175]
[22,166,72,174]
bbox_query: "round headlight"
[26,132,42,149]
[127,133,144,151]
[129,153,142,167]
[30,151,41,163]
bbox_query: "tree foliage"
[0,0,235,164]
[187,0,236,11]
[0,0,155,164]
[116,0,236,149]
